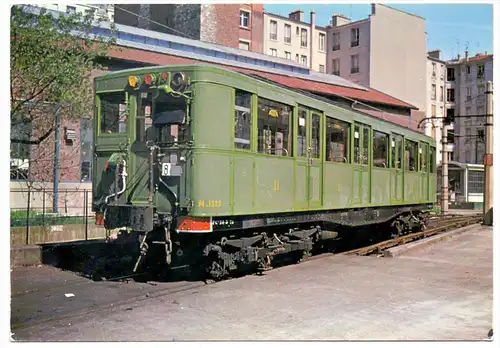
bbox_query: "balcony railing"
[284,36,291,43]
[270,33,277,40]
[332,45,340,51]
[351,67,359,74]
[351,40,359,47]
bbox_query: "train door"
[295,106,323,209]
[352,123,371,206]
[419,142,429,201]
[390,133,404,203]
[129,92,154,204]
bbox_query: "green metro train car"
[92,64,437,278]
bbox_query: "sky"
[264,3,493,61]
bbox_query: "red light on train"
[161,72,168,81]
[144,74,154,85]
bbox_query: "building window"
[466,106,471,116]
[295,54,299,63]
[284,51,291,60]
[446,88,455,102]
[66,5,76,14]
[466,65,471,74]
[240,11,250,28]
[269,48,277,57]
[257,98,292,157]
[478,85,485,95]
[477,64,485,79]
[319,64,325,73]
[234,90,252,150]
[431,104,436,117]
[318,33,325,51]
[351,28,359,47]
[284,24,291,43]
[239,40,250,51]
[332,58,340,76]
[431,84,436,100]
[332,32,340,51]
[269,20,277,40]
[350,54,359,74]
[80,118,93,182]
[326,117,349,163]
[477,105,485,117]
[301,55,307,66]
[432,62,436,77]
[373,131,388,168]
[300,28,307,47]
[440,86,444,102]
[10,118,32,181]
[447,67,455,81]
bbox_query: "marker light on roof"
[128,75,139,88]
[144,74,156,85]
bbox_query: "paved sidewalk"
[12,224,493,341]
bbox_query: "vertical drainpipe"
[310,11,315,70]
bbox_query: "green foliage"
[10,5,116,144]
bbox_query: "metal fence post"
[42,188,46,225]
[25,187,31,244]
[84,190,88,240]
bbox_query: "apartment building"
[426,50,448,164]
[263,10,327,72]
[445,52,493,165]
[326,4,427,113]
[114,4,264,53]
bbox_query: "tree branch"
[11,126,54,145]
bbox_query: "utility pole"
[441,122,448,215]
[483,81,493,225]
[53,105,61,214]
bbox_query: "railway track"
[12,214,483,334]
[342,215,483,257]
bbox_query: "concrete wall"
[10,181,92,216]
[326,19,371,86]
[369,4,427,111]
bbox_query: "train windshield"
[136,92,189,145]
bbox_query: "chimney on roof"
[289,10,304,22]
[428,50,441,60]
[331,13,350,27]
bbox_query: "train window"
[430,146,436,173]
[353,125,360,163]
[391,134,403,169]
[297,109,307,157]
[354,124,369,165]
[362,127,369,165]
[100,93,127,134]
[257,98,292,156]
[234,90,252,150]
[405,140,418,171]
[325,117,349,163]
[420,143,428,172]
[311,112,321,159]
[373,131,388,168]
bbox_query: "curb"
[383,223,481,258]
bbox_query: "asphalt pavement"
[11,224,493,341]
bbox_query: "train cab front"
[92,68,194,272]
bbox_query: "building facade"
[325,4,427,114]
[114,4,264,53]
[445,52,493,165]
[425,50,449,165]
[262,10,327,72]
[30,3,115,21]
